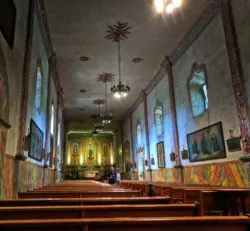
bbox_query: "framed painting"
[187,122,226,163]
[157,141,165,168]
[28,119,44,161]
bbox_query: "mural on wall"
[184,161,248,187]
[154,100,164,139]
[28,119,44,162]
[151,168,182,183]
[18,161,43,192]
[157,141,165,168]
[2,155,14,199]
[187,122,226,162]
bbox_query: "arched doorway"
[124,141,131,179]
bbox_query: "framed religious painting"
[187,122,226,162]
[28,119,44,161]
[157,141,165,168]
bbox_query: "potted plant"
[15,153,27,161]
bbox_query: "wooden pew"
[185,189,250,216]
[0,197,170,207]
[0,217,249,231]
[0,204,199,220]
[18,190,141,198]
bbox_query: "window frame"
[34,58,43,114]
[187,63,209,118]
[50,102,55,136]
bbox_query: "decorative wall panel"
[184,161,248,187]
[18,161,43,192]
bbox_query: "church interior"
[1,0,250,229]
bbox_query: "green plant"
[15,153,27,161]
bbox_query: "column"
[143,90,152,181]
[219,0,250,154]
[165,57,183,183]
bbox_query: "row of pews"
[121,180,250,216]
[0,180,249,230]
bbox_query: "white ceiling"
[44,0,210,121]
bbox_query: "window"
[202,84,208,110]
[136,122,142,149]
[50,104,54,135]
[154,100,164,138]
[188,63,209,117]
[35,62,43,112]
[57,122,61,146]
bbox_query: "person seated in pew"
[148,184,156,197]
[94,173,99,181]
[107,167,117,185]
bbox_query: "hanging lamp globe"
[111,81,130,99]
[94,122,105,132]
[92,129,99,136]
[101,112,113,124]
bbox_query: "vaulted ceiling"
[44,0,210,122]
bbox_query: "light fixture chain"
[105,81,108,112]
[118,40,121,82]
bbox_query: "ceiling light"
[173,0,182,7]
[97,73,114,124]
[111,81,130,99]
[79,56,89,62]
[154,0,164,13]
[94,123,104,132]
[166,3,174,13]
[152,0,183,14]
[92,129,99,136]
[105,22,131,100]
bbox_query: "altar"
[84,170,99,178]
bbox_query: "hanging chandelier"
[92,128,99,136]
[93,99,105,132]
[97,73,114,124]
[105,21,131,99]
[151,0,183,14]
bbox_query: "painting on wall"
[187,122,226,162]
[157,141,165,168]
[181,148,189,160]
[154,100,164,139]
[28,119,44,162]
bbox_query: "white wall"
[1,0,30,156]
[146,73,175,169]
[173,14,242,166]
[25,12,49,166]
